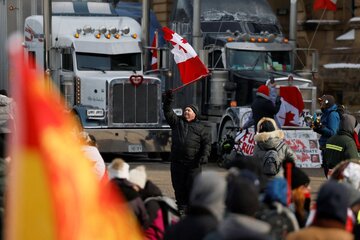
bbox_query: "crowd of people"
[1,78,360,240]
[83,83,359,240]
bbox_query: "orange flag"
[6,34,143,240]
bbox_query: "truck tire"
[218,119,234,144]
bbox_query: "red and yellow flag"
[6,34,143,240]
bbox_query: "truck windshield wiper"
[79,66,106,73]
[250,54,261,71]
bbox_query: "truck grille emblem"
[129,75,144,87]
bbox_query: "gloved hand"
[312,123,323,133]
[162,90,173,103]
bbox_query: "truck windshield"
[227,49,291,72]
[76,52,141,71]
[172,0,276,23]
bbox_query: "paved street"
[121,155,326,201]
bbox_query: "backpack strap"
[275,141,285,151]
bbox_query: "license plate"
[128,144,143,152]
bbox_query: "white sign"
[283,130,322,168]
[233,128,321,168]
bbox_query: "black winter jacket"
[251,94,280,131]
[163,95,211,167]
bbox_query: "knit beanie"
[316,180,349,224]
[283,163,310,190]
[129,165,147,189]
[256,85,270,97]
[107,158,130,180]
[185,104,199,117]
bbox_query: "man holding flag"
[162,27,211,216]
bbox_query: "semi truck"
[23,1,171,158]
[161,0,321,166]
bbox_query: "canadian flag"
[276,86,304,127]
[150,34,158,70]
[313,0,337,11]
[162,27,209,85]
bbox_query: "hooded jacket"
[163,93,211,166]
[164,171,226,240]
[323,114,359,169]
[253,118,296,178]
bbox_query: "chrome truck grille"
[109,78,160,125]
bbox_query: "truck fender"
[217,108,240,143]
[72,105,87,127]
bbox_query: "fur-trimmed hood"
[254,117,284,149]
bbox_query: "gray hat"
[185,104,199,117]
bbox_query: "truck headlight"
[86,109,105,119]
[173,108,183,116]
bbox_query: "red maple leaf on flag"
[284,111,297,126]
[162,27,209,86]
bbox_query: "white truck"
[23,2,171,158]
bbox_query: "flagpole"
[308,8,326,50]
[170,74,209,93]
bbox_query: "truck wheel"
[218,119,234,144]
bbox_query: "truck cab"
[23,2,171,156]
[170,0,320,166]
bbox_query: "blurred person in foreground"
[286,180,353,240]
[108,159,149,229]
[164,171,226,240]
[79,131,108,183]
[330,160,360,238]
[206,168,271,240]
[283,162,311,228]
[162,90,211,215]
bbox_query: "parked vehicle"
[23,2,171,158]
[162,0,321,166]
